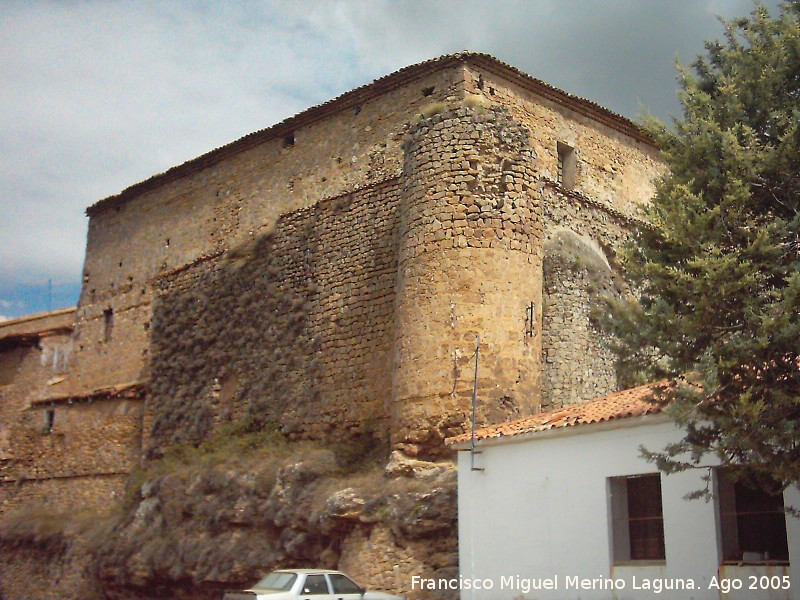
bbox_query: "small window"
[43,408,55,433]
[302,575,329,595]
[421,86,435,97]
[103,308,114,342]
[283,132,295,148]
[329,574,362,594]
[610,473,666,562]
[557,142,577,189]
[717,469,789,563]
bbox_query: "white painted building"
[447,383,800,600]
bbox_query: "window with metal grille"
[717,469,789,564]
[610,473,666,562]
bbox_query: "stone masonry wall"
[539,185,641,407]
[464,65,664,217]
[68,66,465,400]
[541,228,620,408]
[0,396,142,515]
[0,312,73,436]
[0,473,128,517]
[0,309,141,517]
[393,105,542,457]
[145,180,400,454]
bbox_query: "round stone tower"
[392,104,543,457]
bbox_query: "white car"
[223,569,405,600]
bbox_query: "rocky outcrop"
[8,446,457,600]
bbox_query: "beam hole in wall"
[353,105,362,115]
[421,86,435,97]
[283,132,295,148]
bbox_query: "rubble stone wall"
[0,473,128,517]
[0,395,142,515]
[539,185,638,407]
[145,179,401,454]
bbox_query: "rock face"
[0,447,457,600]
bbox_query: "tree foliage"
[608,3,800,490]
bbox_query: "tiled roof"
[446,381,671,445]
[86,52,655,217]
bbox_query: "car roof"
[272,569,346,575]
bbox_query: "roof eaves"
[33,381,146,406]
[85,52,655,218]
[0,307,75,329]
[446,380,671,446]
[85,54,468,217]
[451,411,672,449]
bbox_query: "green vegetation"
[419,101,447,118]
[0,509,70,553]
[606,4,800,489]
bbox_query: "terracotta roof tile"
[446,381,672,445]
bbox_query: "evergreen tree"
[608,3,800,490]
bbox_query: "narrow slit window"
[103,308,114,342]
[43,408,55,433]
[557,142,577,189]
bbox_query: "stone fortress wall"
[0,54,663,592]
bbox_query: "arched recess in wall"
[540,228,623,409]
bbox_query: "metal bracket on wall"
[525,302,535,337]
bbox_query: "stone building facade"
[0,52,663,596]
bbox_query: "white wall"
[455,416,800,600]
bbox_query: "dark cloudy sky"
[0,0,781,320]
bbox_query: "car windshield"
[253,572,297,591]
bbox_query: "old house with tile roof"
[448,383,800,600]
